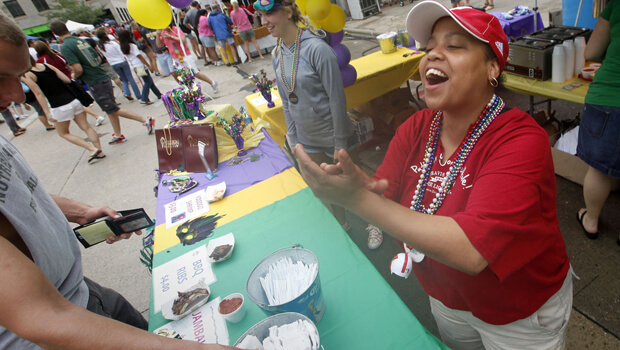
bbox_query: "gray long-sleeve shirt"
[272,30,353,150]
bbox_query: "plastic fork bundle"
[237,320,320,350]
[259,257,318,306]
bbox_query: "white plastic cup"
[574,36,586,77]
[219,293,246,323]
[563,40,575,80]
[552,45,566,83]
[581,67,597,80]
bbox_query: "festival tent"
[65,20,95,33]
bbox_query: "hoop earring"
[490,77,499,87]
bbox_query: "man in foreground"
[0,12,237,350]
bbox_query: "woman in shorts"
[230,0,264,62]
[198,9,223,66]
[23,59,106,164]
[20,80,55,131]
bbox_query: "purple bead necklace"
[410,94,505,215]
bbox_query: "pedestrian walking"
[117,29,162,105]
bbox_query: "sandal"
[88,150,106,164]
[577,210,599,239]
[485,4,494,10]
[46,127,56,131]
[13,128,26,137]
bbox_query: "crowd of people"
[0,0,618,348]
[1,0,267,149]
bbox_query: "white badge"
[404,243,425,263]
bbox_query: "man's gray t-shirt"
[0,136,88,349]
[184,7,200,32]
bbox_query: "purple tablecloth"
[155,131,293,224]
[492,11,544,40]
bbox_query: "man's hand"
[51,196,144,244]
[80,206,143,244]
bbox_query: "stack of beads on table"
[161,63,212,125]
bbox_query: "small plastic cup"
[219,293,246,323]
[581,67,597,80]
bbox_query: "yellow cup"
[377,32,397,54]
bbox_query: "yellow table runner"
[153,167,307,254]
[503,74,590,104]
[245,48,425,147]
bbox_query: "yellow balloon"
[309,18,322,29]
[306,0,330,21]
[296,0,307,15]
[319,4,346,33]
[128,0,172,29]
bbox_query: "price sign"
[152,245,216,313]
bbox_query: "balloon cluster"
[297,0,356,87]
[128,0,191,30]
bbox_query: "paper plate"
[206,232,235,263]
[206,182,227,202]
[161,282,211,321]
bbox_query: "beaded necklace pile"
[410,94,505,215]
[279,27,302,95]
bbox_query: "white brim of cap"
[406,1,488,48]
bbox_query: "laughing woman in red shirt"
[294,2,572,349]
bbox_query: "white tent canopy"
[65,20,95,33]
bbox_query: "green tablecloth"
[150,186,447,348]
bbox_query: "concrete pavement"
[3,2,619,347]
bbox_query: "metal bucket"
[397,29,414,48]
[233,312,320,348]
[246,244,325,324]
[377,32,397,54]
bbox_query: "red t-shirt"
[36,52,71,78]
[374,107,570,325]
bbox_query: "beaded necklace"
[410,94,505,215]
[279,27,302,103]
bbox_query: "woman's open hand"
[294,145,388,208]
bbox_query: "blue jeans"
[112,61,141,98]
[140,70,162,102]
[577,103,620,178]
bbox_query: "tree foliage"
[44,0,106,24]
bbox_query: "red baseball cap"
[406,1,508,71]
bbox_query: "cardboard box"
[544,122,587,185]
[355,131,374,144]
[348,110,374,134]
[550,147,589,185]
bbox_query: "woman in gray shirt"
[255,0,354,229]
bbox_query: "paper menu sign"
[152,245,216,313]
[250,93,279,107]
[164,190,210,229]
[154,297,229,345]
